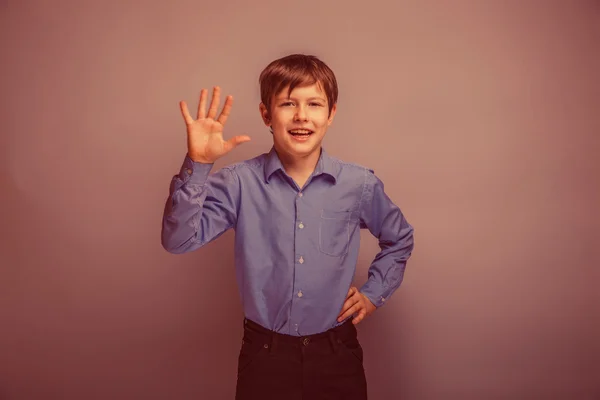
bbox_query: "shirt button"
[298,222,304,229]
[303,338,310,346]
[298,256,304,264]
[186,168,192,175]
[382,297,386,302]
[298,291,303,298]
[298,192,303,197]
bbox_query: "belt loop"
[328,330,339,354]
[269,332,278,354]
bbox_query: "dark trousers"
[235,318,368,400]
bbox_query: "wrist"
[187,152,215,164]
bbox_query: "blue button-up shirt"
[161,147,414,336]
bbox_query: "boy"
[161,54,414,400]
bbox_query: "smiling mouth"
[288,129,314,137]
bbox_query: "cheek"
[313,110,330,124]
[270,113,289,126]
[314,116,330,128]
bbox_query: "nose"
[294,105,308,121]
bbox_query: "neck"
[275,146,321,186]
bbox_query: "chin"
[289,140,321,154]
[276,141,318,158]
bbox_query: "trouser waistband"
[242,317,357,348]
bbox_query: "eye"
[281,101,294,106]
[309,102,323,107]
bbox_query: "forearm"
[360,219,414,307]
[161,156,214,253]
[161,156,238,254]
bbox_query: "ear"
[259,103,270,126]
[327,103,337,126]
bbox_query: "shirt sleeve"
[161,155,240,254]
[359,170,415,307]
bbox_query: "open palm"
[180,86,251,163]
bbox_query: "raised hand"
[179,86,251,163]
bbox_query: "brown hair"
[259,54,338,117]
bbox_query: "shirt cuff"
[177,155,214,185]
[359,281,388,308]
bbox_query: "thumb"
[224,135,251,151]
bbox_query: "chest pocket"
[318,209,357,257]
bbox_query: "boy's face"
[260,82,337,161]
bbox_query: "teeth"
[289,130,312,134]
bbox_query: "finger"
[345,287,356,300]
[337,296,356,317]
[223,135,251,152]
[339,304,360,322]
[207,86,221,119]
[352,310,367,325]
[197,89,208,119]
[337,304,351,320]
[180,101,193,124]
[217,95,233,125]
[338,302,362,322]
[338,292,361,318]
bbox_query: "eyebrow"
[276,96,326,102]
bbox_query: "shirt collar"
[264,146,340,184]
